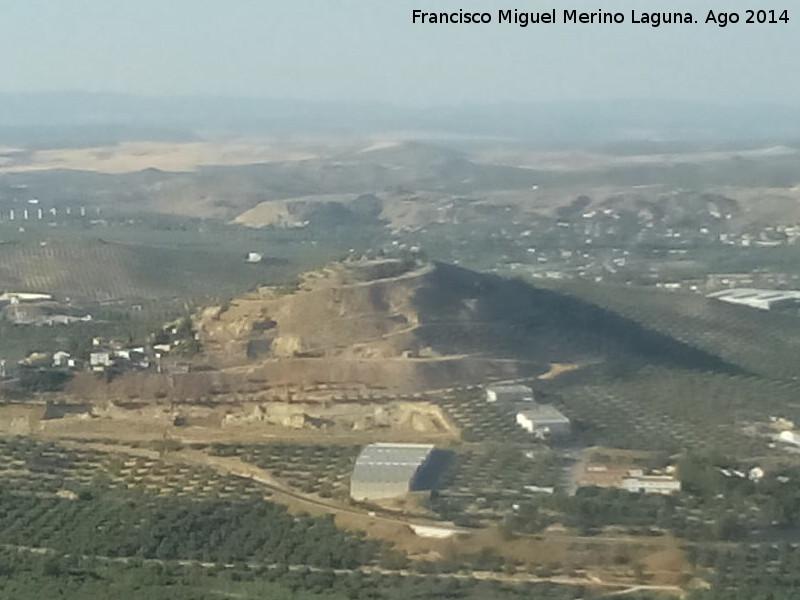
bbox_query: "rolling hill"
[194,260,734,392]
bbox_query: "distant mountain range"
[1,92,799,146]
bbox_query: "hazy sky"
[1,0,797,105]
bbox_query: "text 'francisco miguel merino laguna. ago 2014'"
[411,9,790,28]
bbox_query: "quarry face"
[194,259,547,395]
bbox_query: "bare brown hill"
[194,260,735,393]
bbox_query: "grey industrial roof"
[517,404,570,425]
[486,383,533,394]
[351,443,434,484]
[708,288,800,303]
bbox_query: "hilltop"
[194,259,731,393]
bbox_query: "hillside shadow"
[411,449,456,493]
[412,263,741,375]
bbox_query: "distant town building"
[621,474,682,495]
[89,351,113,371]
[52,351,71,368]
[485,383,534,403]
[350,442,434,501]
[516,404,571,438]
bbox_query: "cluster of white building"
[485,383,571,438]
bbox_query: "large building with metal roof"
[349,442,434,501]
[516,404,571,438]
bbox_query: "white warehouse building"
[349,443,434,501]
[516,404,571,438]
[485,383,534,403]
[621,474,682,495]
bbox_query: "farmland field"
[0,215,387,361]
[207,442,361,500]
[0,212,386,301]
[545,280,800,381]
[0,436,377,567]
[0,435,664,600]
[542,367,800,456]
[0,230,295,301]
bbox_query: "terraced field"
[431,444,562,522]
[0,437,263,499]
[206,443,360,500]
[551,367,800,456]
[436,392,532,443]
[202,438,563,526]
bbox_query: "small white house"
[485,383,534,403]
[621,475,681,495]
[52,351,71,368]
[89,351,112,370]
